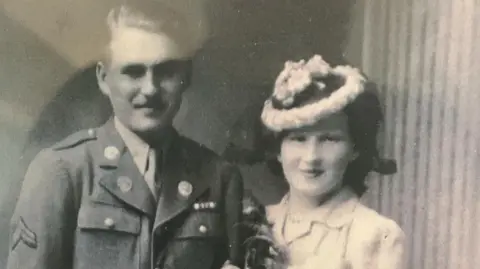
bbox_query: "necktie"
[153,148,164,199]
[145,149,157,198]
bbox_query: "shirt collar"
[114,117,150,175]
[267,187,359,229]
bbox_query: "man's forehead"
[108,27,189,67]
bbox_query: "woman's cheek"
[322,143,351,167]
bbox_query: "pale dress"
[266,188,405,269]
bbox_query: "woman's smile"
[299,168,325,178]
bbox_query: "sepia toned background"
[1,0,479,268]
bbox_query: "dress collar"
[267,187,359,229]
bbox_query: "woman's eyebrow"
[316,131,346,137]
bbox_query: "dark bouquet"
[241,196,289,269]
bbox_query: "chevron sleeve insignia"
[11,217,38,250]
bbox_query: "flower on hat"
[272,55,331,108]
[262,55,366,132]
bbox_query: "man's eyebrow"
[153,59,191,68]
[121,64,147,74]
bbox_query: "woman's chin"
[292,183,329,197]
[289,177,339,197]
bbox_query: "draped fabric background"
[358,1,480,268]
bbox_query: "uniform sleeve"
[6,149,77,269]
[222,164,245,267]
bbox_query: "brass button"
[198,225,207,233]
[104,146,120,161]
[117,176,133,193]
[104,218,115,228]
[178,181,193,198]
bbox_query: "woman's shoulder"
[345,203,406,268]
[349,202,405,242]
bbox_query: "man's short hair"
[101,2,208,64]
[106,5,159,35]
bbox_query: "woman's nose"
[301,139,322,163]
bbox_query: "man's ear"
[350,150,360,162]
[182,59,193,89]
[96,61,110,96]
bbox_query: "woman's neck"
[287,187,342,214]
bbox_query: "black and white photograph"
[0,0,479,268]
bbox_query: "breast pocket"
[162,210,228,269]
[175,210,224,239]
[74,203,142,269]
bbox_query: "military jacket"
[6,120,244,269]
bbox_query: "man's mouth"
[134,102,168,114]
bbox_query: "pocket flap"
[77,203,141,235]
[174,211,224,239]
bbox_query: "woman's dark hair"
[263,78,395,197]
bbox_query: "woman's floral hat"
[261,55,366,132]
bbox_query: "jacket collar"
[152,135,216,231]
[113,117,151,175]
[93,119,215,226]
[94,119,156,217]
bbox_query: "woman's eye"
[321,135,343,142]
[288,135,306,142]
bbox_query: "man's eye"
[153,65,174,78]
[153,62,184,79]
[122,65,146,78]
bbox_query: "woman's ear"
[96,61,110,96]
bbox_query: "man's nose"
[140,70,157,96]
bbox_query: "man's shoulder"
[176,135,219,161]
[22,127,101,190]
[51,127,98,152]
[30,127,101,170]
[175,135,241,179]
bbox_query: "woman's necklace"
[284,196,311,224]
[286,211,306,224]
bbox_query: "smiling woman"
[235,55,404,269]
[278,111,355,200]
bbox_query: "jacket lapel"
[95,120,156,217]
[152,136,213,231]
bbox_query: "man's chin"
[130,118,172,134]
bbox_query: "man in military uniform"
[6,3,245,269]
